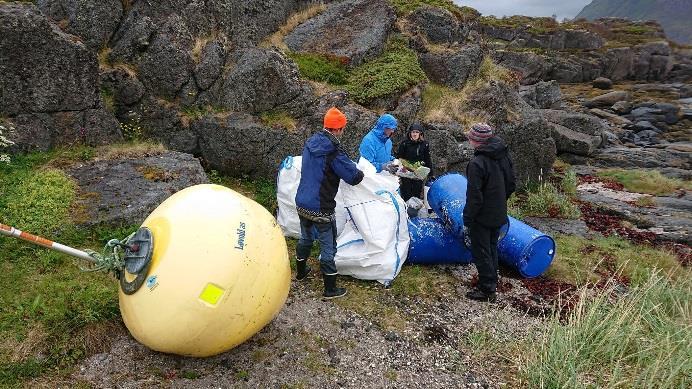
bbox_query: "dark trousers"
[296,215,338,275]
[469,223,501,293]
[400,177,423,202]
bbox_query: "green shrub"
[560,168,578,197]
[288,52,348,85]
[388,0,479,20]
[347,37,427,105]
[521,272,692,388]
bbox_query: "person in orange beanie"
[295,107,364,299]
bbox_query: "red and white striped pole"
[0,223,96,263]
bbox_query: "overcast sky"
[454,0,594,21]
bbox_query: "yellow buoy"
[118,184,290,357]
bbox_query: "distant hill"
[576,0,692,44]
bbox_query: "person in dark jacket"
[463,123,516,303]
[295,107,364,299]
[396,122,433,202]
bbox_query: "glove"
[463,225,472,249]
[382,161,399,174]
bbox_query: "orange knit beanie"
[323,107,347,129]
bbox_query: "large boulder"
[491,50,550,85]
[549,123,602,156]
[195,113,309,178]
[602,47,634,81]
[69,150,209,226]
[136,14,194,99]
[583,90,630,108]
[36,0,123,52]
[284,0,396,67]
[564,29,604,50]
[462,81,556,186]
[0,3,121,151]
[419,45,483,89]
[409,6,460,44]
[633,42,674,81]
[592,77,613,90]
[519,80,563,109]
[198,47,314,116]
[1,3,99,115]
[541,109,607,155]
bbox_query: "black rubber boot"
[296,258,311,281]
[322,274,347,300]
[465,288,497,303]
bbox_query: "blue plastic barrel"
[408,218,472,265]
[498,217,556,278]
[426,173,556,278]
[426,174,468,238]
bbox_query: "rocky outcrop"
[519,80,563,109]
[491,42,675,85]
[541,109,607,156]
[285,0,396,67]
[0,3,121,152]
[419,45,483,89]
[462,81,556,185]
[69,151,209,226]
[198,47,314,116]
[578,185,692,244]
[491,50,550,85]
[409,6,461,44]
[36,0,123,52]
[479,25,604,50]
[195,113,309,178]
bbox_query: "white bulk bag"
[335,159,410,285]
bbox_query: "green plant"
[0,123,15,164]
[597,169,691,196]
[346,36,427,105]
[0,152,131,386]
[119,118,144,141]
[521,272,691,388]
[388,0,479,20]
[100,87,115,113]
[560,168,578,197]
[547,235,683,287]
[519,181,581,219]
[288,52,348,85]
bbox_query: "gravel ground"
[57,265,546,389]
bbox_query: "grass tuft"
[262,3,327,50]
[521,272,691,388]
[547,235,683,287]
[259,110,298,132]
[597,169,691,196]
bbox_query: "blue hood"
[370,114,398,142]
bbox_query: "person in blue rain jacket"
[358,113,399,174]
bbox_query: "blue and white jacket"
[359,114,398,172]
[296,130,364,221]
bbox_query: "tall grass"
[521,272,692,388]
[522,181,581,219]
[597,169,691,196]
